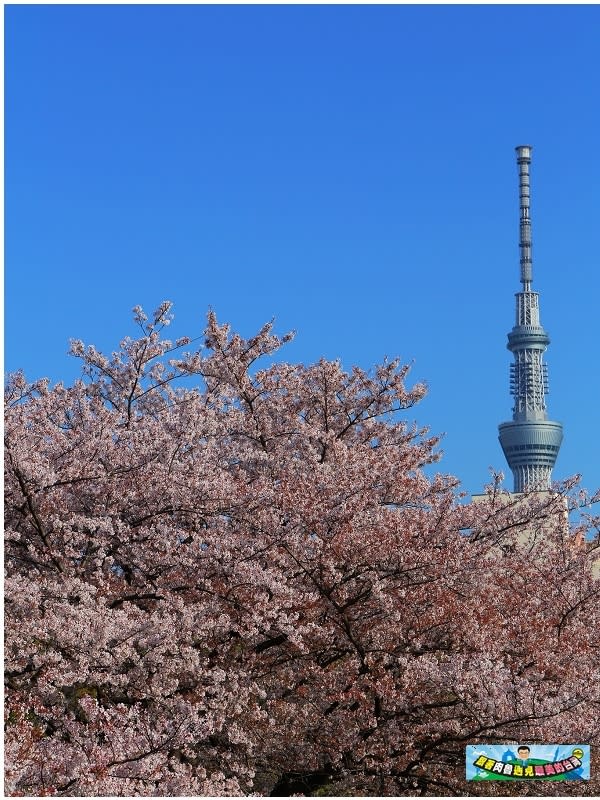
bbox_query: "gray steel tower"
[498,145,563,492]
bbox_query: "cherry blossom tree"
[5,303,599,796]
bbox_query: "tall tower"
[498,145,563,492]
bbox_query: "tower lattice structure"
[498,146,563,492]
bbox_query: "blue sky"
[5,4,600,498]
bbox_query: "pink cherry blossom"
[5,304,599,796]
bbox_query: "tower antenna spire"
[498,146,563,492]
[516,145,533,291]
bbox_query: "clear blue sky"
[5,4,600,497]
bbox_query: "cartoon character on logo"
[507,745,552,768]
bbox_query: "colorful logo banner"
[466,744,590,781]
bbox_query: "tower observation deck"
[498,146,563,492]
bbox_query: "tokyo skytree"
[498,146,563,492]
